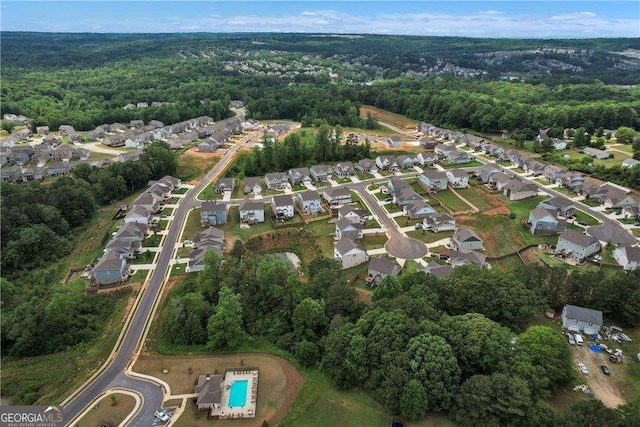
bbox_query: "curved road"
[62,129,251,426]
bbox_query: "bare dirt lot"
[572,342,626,408]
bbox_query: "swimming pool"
[228,379,248,408]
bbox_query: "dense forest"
[157,250,640,425]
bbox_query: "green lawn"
[160,206,174,216]
[363,233,388,250]
[494,194,547,219]
[440,160,483,169]
[142,234,162,247]
[455,185,495,212]
[383,203,402,214]
[573,210,600,226]
[156,219,170,230]
[130,250,156,264]
[406,230,453,244]
[606,143,634,154]
[181,209,205,242]
[166,196,182,204]
[431,191,472,212]
[216,206,275,241]
[198,182,222,200]
[581,198,601,207]
[411,181,429,196]
[279,370,457,427]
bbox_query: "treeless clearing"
[572,344,626,408]
[134,353,303,427]
[360,105,418,129]
[74,392,136,427]
[176,147,220,184]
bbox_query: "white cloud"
[479,10,503,16]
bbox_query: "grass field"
[573,210,600,226]
[455,185,496,212]
[431,190,472,212]
[181,209,206,242]
[494,194,547,219]
[362,233,389,250]
[176,149,220,183]
[279,370,456,427]
[360,105,418,130]
[74,392,136,427]
[440,160,483,169]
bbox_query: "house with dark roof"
[366,257,401,286]
[335,217,364,240]
[419,170,448,191]
[310,164,333,182]
[194,374,224,410]
[264,172,289,190]
[20,166,47,182]
[416,151,438,166]
[613,246,640,271]
[423,212,456,232]
[451,226,483,251]
[555,230,601,261]
[561,304,603,335]
[386,136,401,147]
[419,137,439,149]
[503,178,538,201]
[376,155,398,171]
[239,200,265,224]
[450,249,487,269]
[322,187,352,208]
[243,177,263,195]
[200,201,228,225]
[523,159,545,176]
[395,155,415,170]
[477,164,501,183]
[334,162,355,177]
[355,159,378,174]
[387,177,410,196]
[528,206,567,235]
[92,251,131,286]
[334,238,368,269]
[539,197,574,218]
[419,261,452,278]
[487,172,512,191]
[395,188,422,207]
[124,205,151,225]
[445,149,471,164]
[337,205,362,223]
[288,167,311,185]
[216,177,235,194]
[543,164,566,183]
[583,147,610,160]
[560,172,585,193]
[404,199,437,220]
[296,190,322,215]
[445,170,469,188]
[271,194,295,219]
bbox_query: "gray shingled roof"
[454,226,482,242]
[334,238,366,255]
[368,257,401,276]
[559,229,599,248]
[563,304,603,325]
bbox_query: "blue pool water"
[229,380,248,408]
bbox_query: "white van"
[574,333,584,346]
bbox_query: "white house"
[445,170,469,188]
[271,194,295,219]
[613,246,640,271]
[561,304,603,335]
[419,170,448,191]
[451,226,483,251]
[296,190,322,215]
[239,200,265,224]
[322,187,352,208]
[334,238,368,269]
[554,229,601,261]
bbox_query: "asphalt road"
[62,125,251,426]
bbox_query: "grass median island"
[573,210,600,226]
[74,392,136,427]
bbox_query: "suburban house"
[423,212,456,232]
[395,155,415,170]
[387,177,410,196]
[1,165,22,182]
[92,251,131,286]
[445,149,471,164]
[334,238,369,269]
[337,205,362,223]
[404,199,437,220]
[36,125,50,135]
[124,205,151,225]
[386,136,401,147]
[376,155,398,171]
[561,304,603,335]
[193,374,224,410]
[555,229,601,261]
[355,159,378,174]
[488,172,512,191]
[131,193,161,213]
[264,172,289,190]
[288,167,312,185]
[451,226,483,251]
[503,178,538,201]
[419,261,452,279]
[523,159,545,176]
[114,222,148,243]
[539,197,574,218]
[419,170,448,192]
[419,137,439,149]
[434,144,455,157]
[296,190,322,215]
[552,139,567,150]
[560,172,585,192]
[105,238,141,260]
[366,257,401,286]
[334,162,355,177]
[243,177,263,195]
[271,194,295,219]
[613,246,640,271]
[322,187,352,209]
[239,200,266,224]
[46,162,71,177]
[445,170,469,188]
[335,217,364,240]
[395,188,422,207]
[506,150,528,168]
[20,166,47,182]
[583,147,610,160]
[529,206,567,235]
[416,151,438,166]
[187,228,225,273]
[198,137,220,152]
[622,158,640,169]
[310,164,333,182]
[477,164,501,183]
[200,201,228,225]
[216,177,235,194]
[543,165,566,183]
[450,249,487,269]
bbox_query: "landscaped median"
[75,391,138,427]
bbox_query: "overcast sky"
[2,1,639,38]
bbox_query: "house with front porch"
[337,205,362,223]
[310,165,333,182]
[216,177,235,194]
[523,159,545,176]
[477,164,501,183]
[288,167,312,185]
[395,187,422,207]
[334,238,368,269]
[334,162,355,177]
[423,212,456,232]
[124,205,151,225]
[92,251,131,286]
[543,164,566,183]
[404,199,437,220]
[355,159,378,174]
[503,178,538,201]
[243,177,263,195]
[451,226,483,251]
[416,151,438,166]
[446,149,471,164]
[200,201,228,225]
[387,177,410,196]
[376,155,398,171]
[555,230,601,261]
[264,172,289,189]
[395,155,415,170]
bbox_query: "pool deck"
[210,369,258,419]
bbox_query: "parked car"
[577,221,587,226]
[415,223,423,229]
[439,252,449,260]
[574,333,584,346]
[578,363,589,375]
[600,365,610,375]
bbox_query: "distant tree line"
[157,248,640,425]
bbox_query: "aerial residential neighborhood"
[2,15,640,427]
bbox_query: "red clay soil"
[482,204,511,216]
[267,357,305,426]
